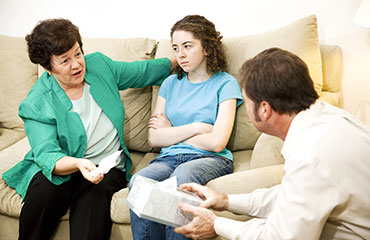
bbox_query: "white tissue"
[126,175,203,227]
[89,150,122,178]
[156,176,177,189]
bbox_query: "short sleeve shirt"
[157,71,243,160]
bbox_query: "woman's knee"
[24,173,71,208]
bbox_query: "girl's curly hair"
[170,15,226,79]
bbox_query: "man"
[174,48,370,239]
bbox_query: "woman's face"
[49,42,85,90]
[171,30,207,74]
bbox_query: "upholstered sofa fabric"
[319,45,343,107]
[0,15,343,240]
[0,35,38,151]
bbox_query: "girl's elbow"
[148,135,157,148]
[148,135,166,148]
[148,138,158,148]
[212,141,227,153]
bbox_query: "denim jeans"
[129,154,233,240]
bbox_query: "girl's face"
[171,30,207,74]
[49,42,85,90]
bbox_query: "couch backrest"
[0,35,38,150]
[0,35,38,131]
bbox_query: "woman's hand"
[148,113,172,129]
[77,159,104,184]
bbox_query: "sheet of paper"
[156,175,177,189]
[89,150,122,178]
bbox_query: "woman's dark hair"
[240,47,318,116]
[170,15,226,79]
[25,18,83,71]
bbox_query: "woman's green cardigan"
[2,52,171,199]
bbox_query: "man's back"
[283,101,370,239]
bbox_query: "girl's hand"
[148,113,172,129]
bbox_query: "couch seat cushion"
[0,137,30,217]
[0,128,26,152]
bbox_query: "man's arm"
[227,184,280,218]
[176,161,338,240]
[174,183,280,239]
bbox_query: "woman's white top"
[71,83,124,170]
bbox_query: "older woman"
[2,18,173,240]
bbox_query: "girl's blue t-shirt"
[157,71,243,160]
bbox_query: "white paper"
[89,150,122,178]
[156,176,177,189]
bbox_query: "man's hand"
[148,113,172,129]
[179,183,229,211]
[77,159,104,184]
[174,203,218,239]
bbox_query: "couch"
[0,15,343,239]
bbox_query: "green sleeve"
[19,101,67,182]
[102,54,171,90]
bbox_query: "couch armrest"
[319,45,343,108]
[206,164,284,221]
[207,164,283,195]
[250,133,284,169]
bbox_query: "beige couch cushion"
[320,45,343,93]
[250,133,285,169]
[226,103,261,151]
[0,137,30,217]
[207,164,284,221]
[318,92,342,107]
[319,45,343,107]
[82,37,156,62]
[0,128,26,152]
[223,14,323,94]
[0,35,38,130]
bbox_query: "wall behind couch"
[0,0,369,126]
